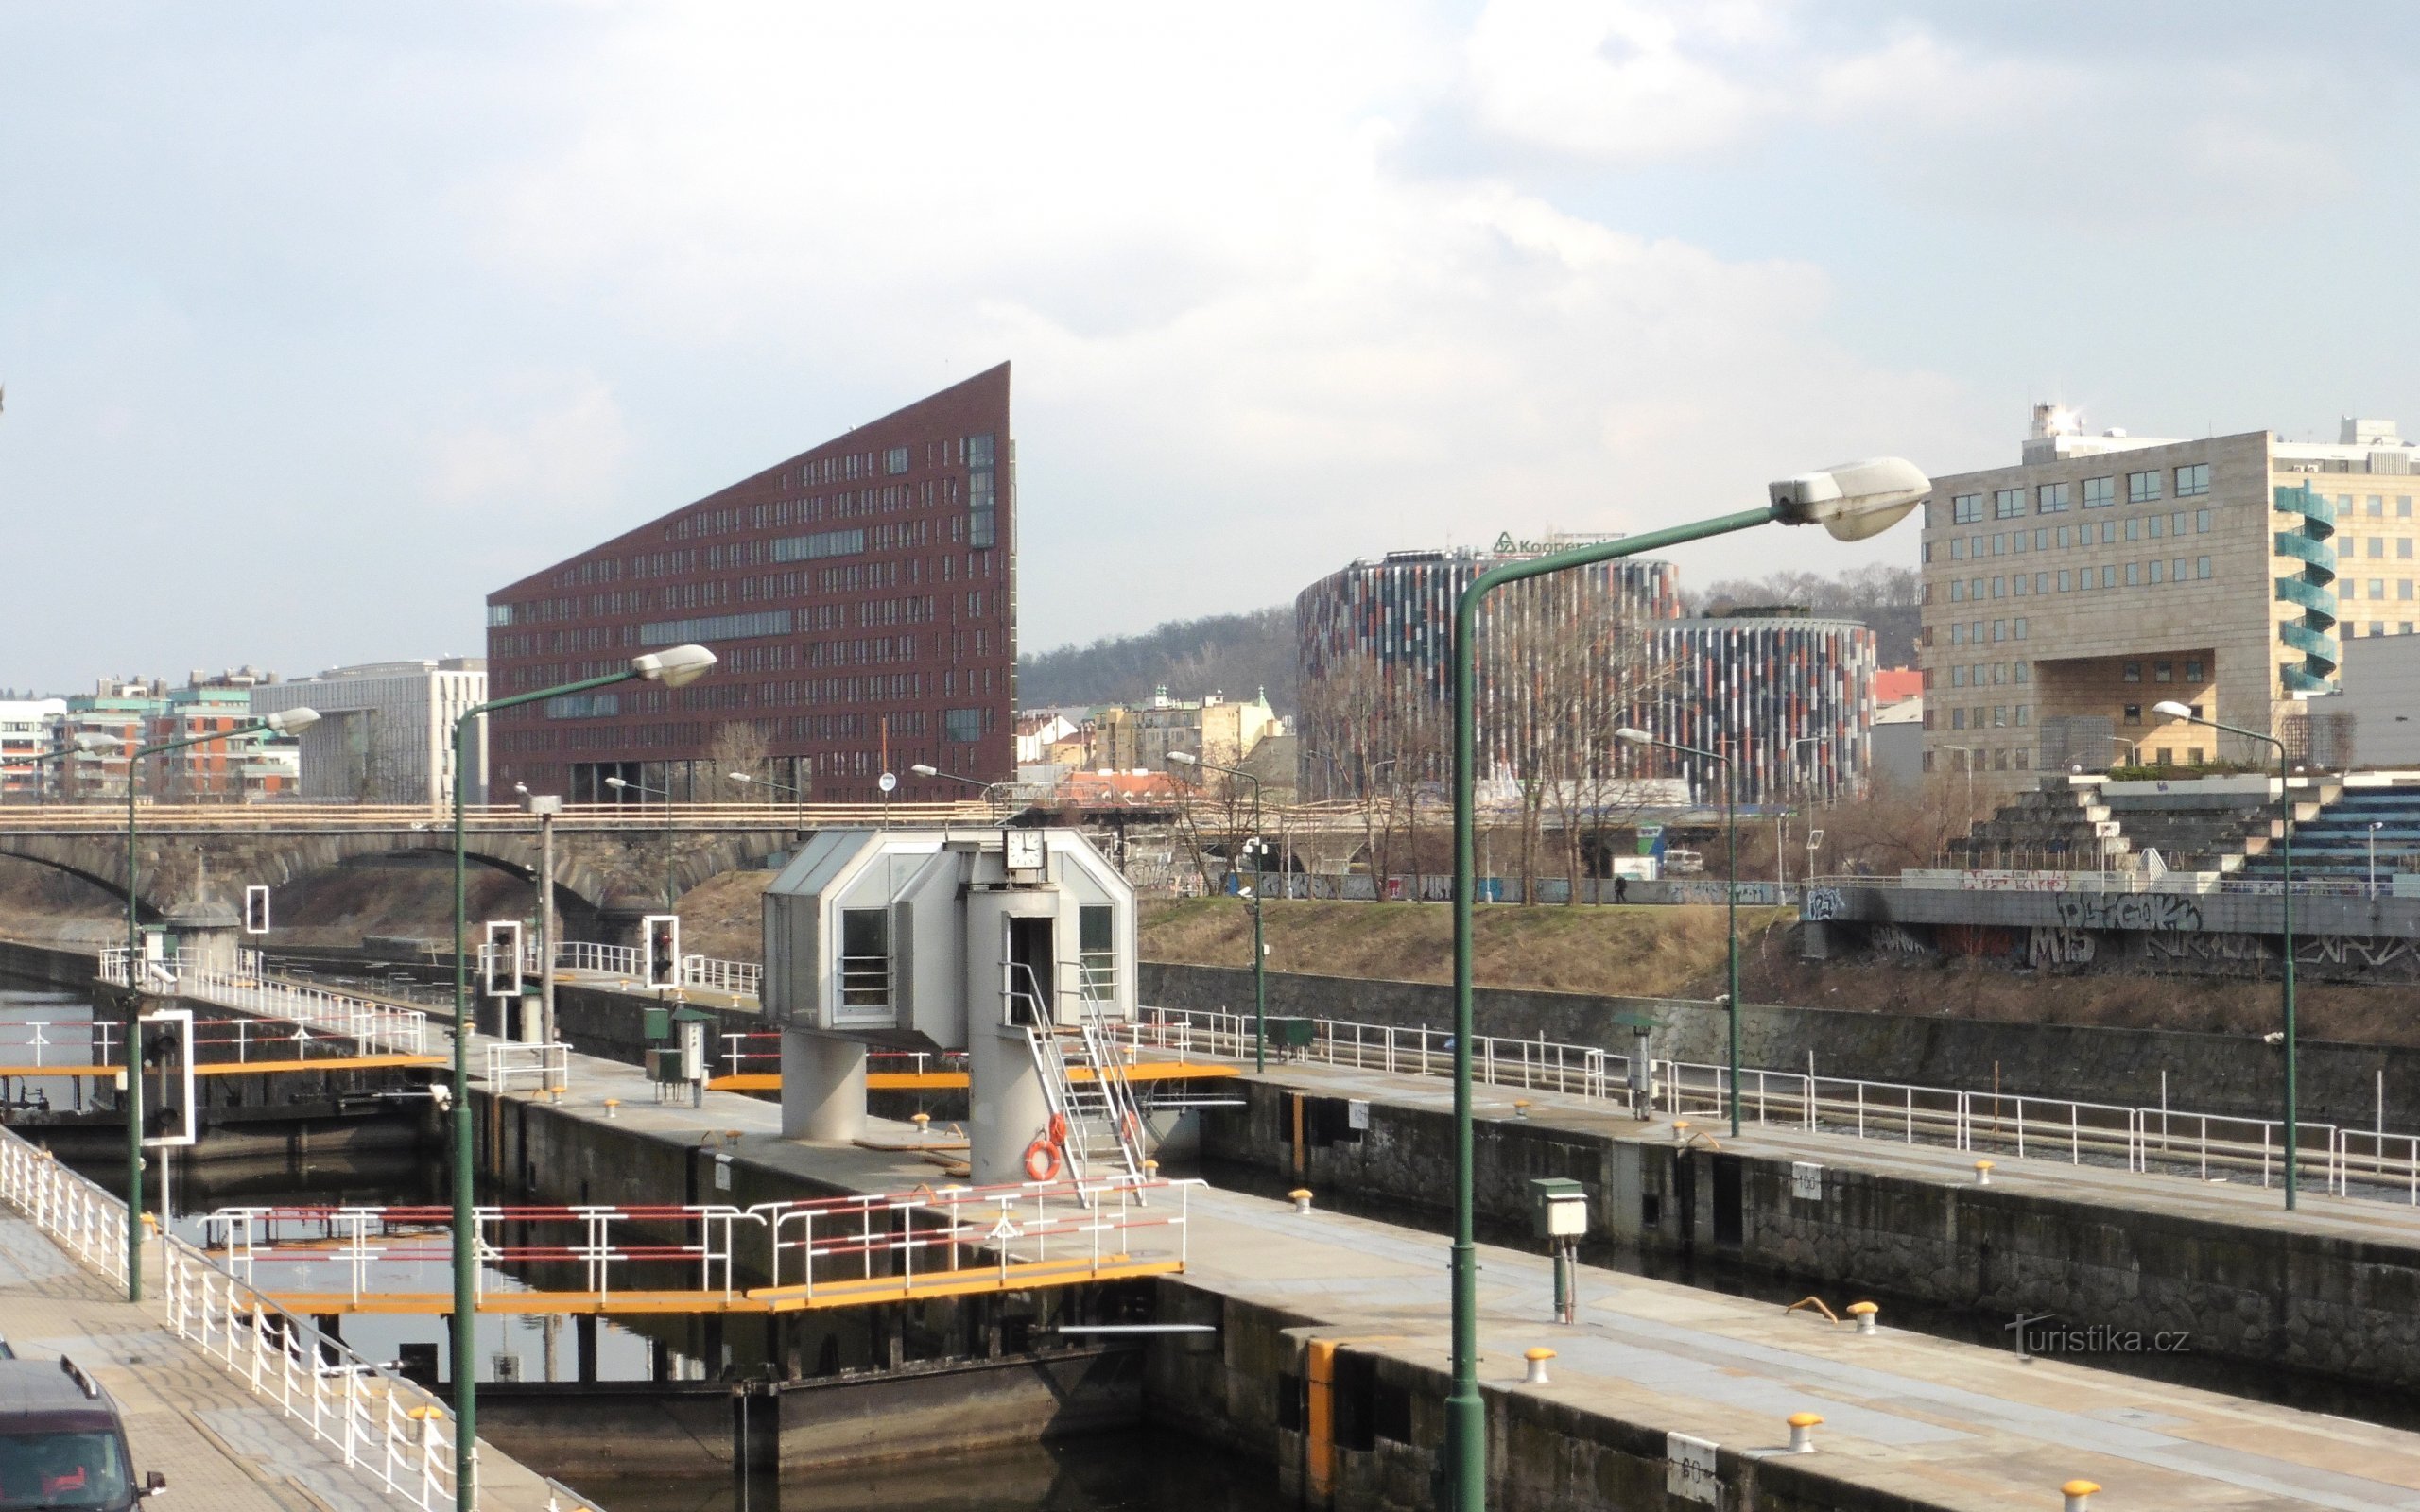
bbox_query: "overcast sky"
[7,2,2419,692]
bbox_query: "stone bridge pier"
[0,823,805,948]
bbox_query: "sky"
[7,1,2420,693]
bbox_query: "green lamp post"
[448,644,714,1509]
[120,707,320,1301]
[1167,750,1267,1072]
[2155,698,2300,1209]
[1442,458,1928,1511]
[1616,728,1738,1137]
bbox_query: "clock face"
[1006,830,1045,869]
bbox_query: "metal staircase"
[1013,960,1149,1185]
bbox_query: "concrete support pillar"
[780,1029,868,1143]
[574,1314,597,1384]
[968,1022,1051,1186]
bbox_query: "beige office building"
[1920,407,2415,797]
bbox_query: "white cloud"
[447,3,1979,640]
[425,369,630,515]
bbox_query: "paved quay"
[482,1039,2420,1510]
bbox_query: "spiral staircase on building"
[2273,481,2340,695]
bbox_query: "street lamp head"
[513,782,529,795]
[727,771,753,782]
[263,707,320,735]
[631,644,717,688]
[909,764,939,777]
[1768,456,1931,542]
[2152,699,2195,720]
[604,777,629,789]
[1165,750,1200,766]
[69,732,123,752]
[1614,728,1653,746]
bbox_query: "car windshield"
[0,1431,130,1509]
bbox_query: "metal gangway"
[1015,960,1148,1185]
[200,1175,1199,1315]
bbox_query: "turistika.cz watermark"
[2006,1314,2193,1356]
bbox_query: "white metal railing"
[482,1042,570,1094]
[680,954,761,998]
[135,959,431,1057]
[545,942,761,999]
[1132,1005,2420,1209]
[206,1201,756,1312]
[0,1122,490,1511]
[0,1125,127,1283]
[756,1176,1195,1299]
[552,940,642,977]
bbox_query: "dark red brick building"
[484,364,1015,804]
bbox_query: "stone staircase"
[1947,776,2320,874]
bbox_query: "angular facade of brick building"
[485,365,1015,804]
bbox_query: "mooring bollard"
[912,1111,931,1143]
[1513,1099,1531,1119]
[1291,1188,1314,1215]
[603,1098,621,1121]
[409,1404,444,1450]
[1847,1300,1878,1335]
[1975,1159,1995,1186]
[1523,1347,1554,1384]
[1787,1412,1823,1453]
[2061,1479,2100,1511]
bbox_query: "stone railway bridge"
[0,802,984,934]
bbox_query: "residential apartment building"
[484,365,1015,804]
[1918,408,2417,796]
[145,685,297,800]
[0,698,65,799]
[1094,688,1285,776]
[253,659,488,805]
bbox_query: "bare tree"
[704,721,772,803]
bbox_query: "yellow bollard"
[1290,1188,1314,1215]
[1847,1300,1879,1335]
[1975,1159,1995,1186]
[1513,1099,1531,1119]
[603,1098,620,1121]
[2061,1479,2101,1511]
[912,1112,932,1143]
[1787,1412,1823,1453]
[1522,1347,1554,1385]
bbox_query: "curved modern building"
[1293,541,1682,799]
[1636,612,1876,805]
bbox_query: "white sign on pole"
[1790,1161,1824,1201]
[1666,1432,1720,1504]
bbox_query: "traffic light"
[243,885,270,936]
[643,914,681,989]
[137,1008,196,1148]
[482,920,525,999]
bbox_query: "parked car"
[0,1349,167,1509]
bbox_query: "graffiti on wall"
[1804,887,1844,921]
[2299,934,2419,971]
[1870,923,1929,955]
[2027,927,2097,968]
[2051,892,2204,933]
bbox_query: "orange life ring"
[1047,1113,1068,1146]
[1024,1138,1063,1182]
